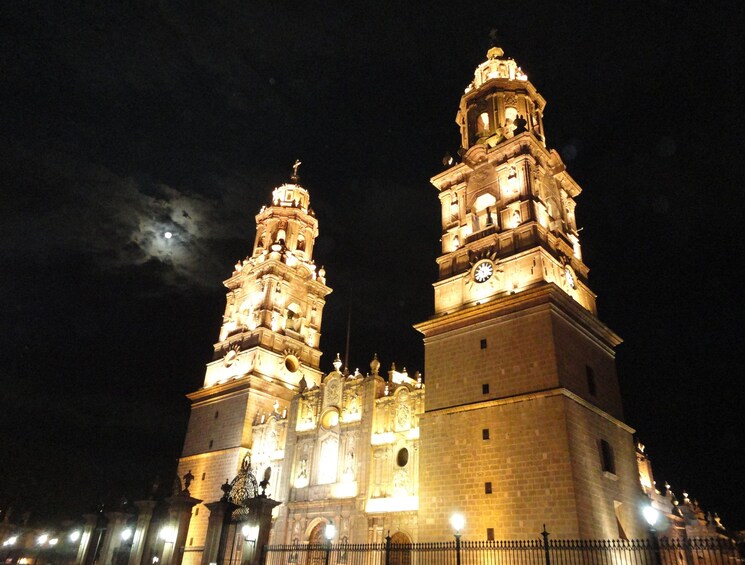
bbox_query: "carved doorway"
[307,522,326,565]
[389,532,411,565]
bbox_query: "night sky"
[2,3,744,531]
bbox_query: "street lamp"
[241,524,259,544]
[159,525,178,565]
[159,526,177,544]
[121,528,133,542]
[450,514,465,565]
[324,523,335,565]
[69,530,81,543]
[643,504,661,565]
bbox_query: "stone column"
[75,513,100,565]
[128,501,157,565]
[245,497,281,565]
[99,512,129,565]
[163,495,201,565]
[201,501,236,565]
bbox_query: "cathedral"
[174,44,649,565]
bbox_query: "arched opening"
[504,106,518,138]
[473,193,497,231]
[389,532,412,565]
[307,521,328,565]
[297,234,306,252]
[476,112,490,138]
[308,522,325,544]
[286,303,302,332]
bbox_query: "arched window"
[504,107,518,138]
[308,522,325,544]
[473,193,497,231]
[297,234,306,252]
[476,112,490,138]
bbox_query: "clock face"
[565,266,576,289]
[474,260,494,283]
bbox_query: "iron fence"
[263,536,742,565]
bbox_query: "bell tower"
[416,46,646,541]
[177,163,332,565]
[433,44,592,316]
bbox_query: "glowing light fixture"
[643,505,660,527]
[121,528,132,541]
[241,524,259,542]
[48,538,59,546]
[159,526,177,543]
[37,534,49,546]
[69,530,81,543]
[3,536,18,547]
[324,523,336,541]
[450,513,465,534]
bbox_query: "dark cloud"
[0,143,260,291]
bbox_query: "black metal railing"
[263,535,742,565]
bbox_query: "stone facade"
[416,44,646,542]
[175,45,651,565]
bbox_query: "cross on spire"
[291,159,302,182]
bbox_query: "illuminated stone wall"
[415,44,647,541]
[176,174,332,565]
[175,44,654,557]
[270,361,424,544]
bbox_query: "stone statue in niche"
[297,458,307,480]
[267,420,279,452]
[302,399,314,425]
[344,450,355,476]
[514,114,528,135]
[512,208,522,227]
[485,206,494,226]
[393,469,408,497]
[347,390,360,415]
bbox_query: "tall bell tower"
[416,46,646,540]
[177,164,332,564]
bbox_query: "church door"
[308,523,327,565]
[389,532,411,565]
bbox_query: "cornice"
[415,282,620,349]
[187,373,297,405]
[421,386,634,434]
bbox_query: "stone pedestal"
[128,500,157,565]
[244,497,281,565]
[76,513,100,565]
[201,501,236,565]
[164,495,202,565]
[99,511,130,565]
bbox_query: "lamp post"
[159,525,178,565]
[643,505,662,565]
[450,514,464,565]
[241,523,259,565]
[324,523,335,565]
